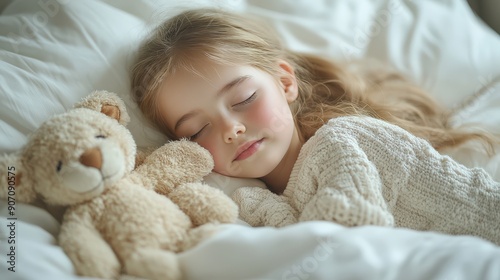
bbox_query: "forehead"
[159,62,235,108]
[163,60,248,91]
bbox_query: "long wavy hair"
[131,8,494,151]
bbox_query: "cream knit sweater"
[232,116,500,245]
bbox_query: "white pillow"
[0,0,245,153]
[0,0,157,152]
[246,0,500,107]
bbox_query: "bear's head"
[1,91,136,206]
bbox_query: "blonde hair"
[131,8,494,151]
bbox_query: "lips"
[233,139,263,161]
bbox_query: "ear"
[74,90,131,125]
[278,60,299,103]
[0,153,37,203]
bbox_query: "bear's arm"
[133,140,214,194]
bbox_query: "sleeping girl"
[130,8,500,245]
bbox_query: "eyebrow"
[217,75,251,97]
[174,75,252,131]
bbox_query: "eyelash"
[189,124,208,140]
[189,92,257,140]
[234,92,257,107]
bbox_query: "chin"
[238,162,277,179]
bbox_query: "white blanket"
[1,0,500,279]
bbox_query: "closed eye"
[233,92,257,107]
[189,124,209,140]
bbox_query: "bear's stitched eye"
[95,135,106,139]
[56,161,63,172]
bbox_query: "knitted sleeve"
[289,117,395,227]
[231,187,298,227]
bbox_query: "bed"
[1,0,500,279]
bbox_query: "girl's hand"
[231,187,298,227]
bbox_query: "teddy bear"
[0,90,238,280]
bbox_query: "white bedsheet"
[180,222,500,280]
[2,202,500,280]
[1,0,500,279]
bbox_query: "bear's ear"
[74,90,131,126]
[0,153,37,203]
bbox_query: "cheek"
[250,100,273,123]
[248,96,293,135]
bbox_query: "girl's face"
[157,60,301,179]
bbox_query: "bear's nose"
[79,147,102,170]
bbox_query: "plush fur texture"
[0,90,238,280]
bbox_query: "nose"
[223,121,246,143]
[79,147,103,169]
